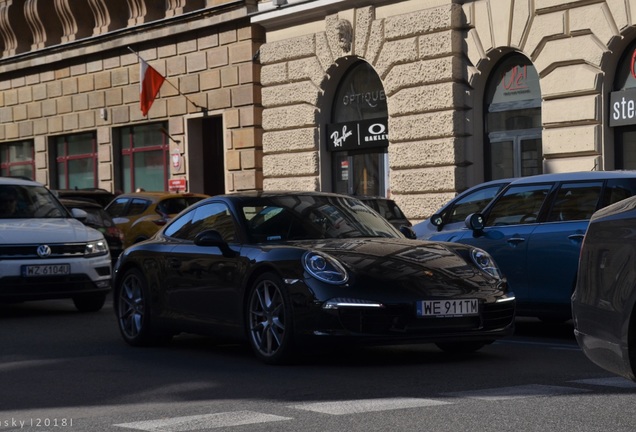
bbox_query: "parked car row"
[8,172,636,374]
[3,178,514,365]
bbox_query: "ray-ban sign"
[326,119,388,151]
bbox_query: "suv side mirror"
[71,208,88,221]
[465,213,485,231]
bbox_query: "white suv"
[0,178,111,311]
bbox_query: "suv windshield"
[0,185,69,219]
[241,195,401,242]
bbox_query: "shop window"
[0,140,34,179]
[327,62,388,197]
[53,132,97,189]
[612,41,636,169]
[117,122,168,192]
[485,55,542,180]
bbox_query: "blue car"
[427,171,636,321]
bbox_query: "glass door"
[332,151,385,196]
[488,131,542,179]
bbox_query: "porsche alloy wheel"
[247,273,295,364]
[116,268,170,346]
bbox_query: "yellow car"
[105,191,209,249]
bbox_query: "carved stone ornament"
[336,19,353,53]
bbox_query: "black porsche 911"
[113,191,516,364]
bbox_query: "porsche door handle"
[568,234,585,241]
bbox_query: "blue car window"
[602,178,636,207]
[485,184,551,226]
[546,182,602,222]
[447,185,505,224]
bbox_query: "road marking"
[290,397,450,415]
[112,380,625,428]
[113,411,292,431]
[570,377,636,388]
[442,384,589,401]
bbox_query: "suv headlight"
[302,251,349,284]
[471,248,503,279]
[85,239,109,257]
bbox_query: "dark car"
[413,179,513,240]
[572,196,636,381]
[426,171,636,322]
[113,191,515,364]
[356,196,412,230]
[54,188,116,208]
[59,198,124,263]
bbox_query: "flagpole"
[128,46,208,114]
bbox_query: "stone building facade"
[2,0,636,224]
[254,0,636,223]
[0,0,263,196]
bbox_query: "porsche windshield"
[241,195,402,242]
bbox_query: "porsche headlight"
[85,239,109,257]
[302,251,349,284]
[471,248,502,279]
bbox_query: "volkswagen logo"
[37,245,52,258]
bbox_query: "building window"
[327,62,388,197]
[118,122,169,192]
[485,55,542,180]
[0,140,34,179]
[53,132,97,189]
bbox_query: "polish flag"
[139,59,165,116]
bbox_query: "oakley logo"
[37,245,52,258]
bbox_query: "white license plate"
[417,299,479,317]
[22,264,71,277]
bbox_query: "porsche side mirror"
[400,225,417,239]
[194,229,236,257]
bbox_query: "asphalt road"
[1,297,634,432]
